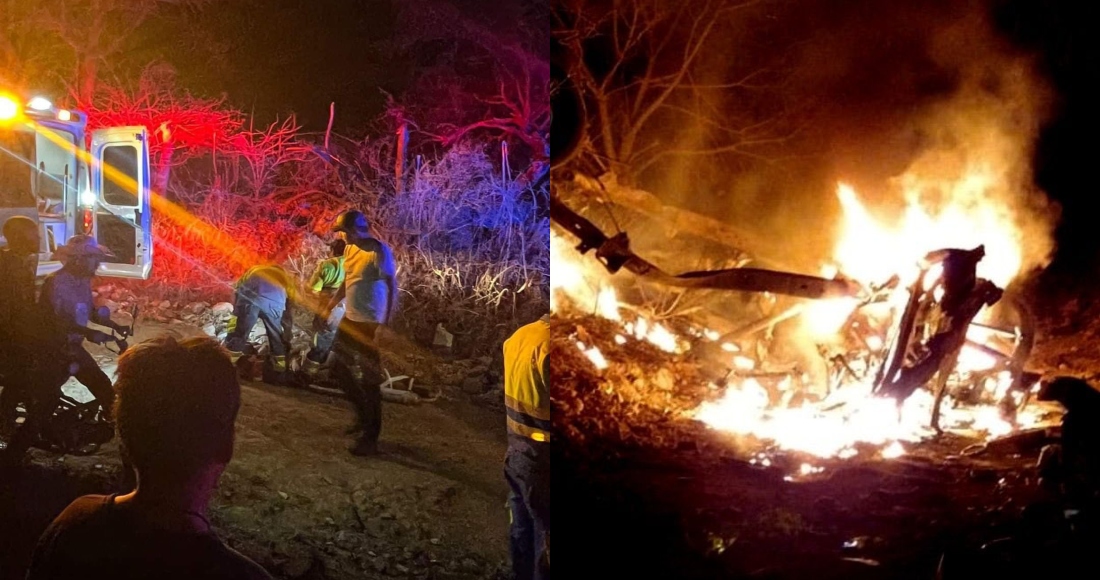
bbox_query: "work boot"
[348,438,378,457]
[262,356,290,386]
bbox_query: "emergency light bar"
[28,96,52,111]
[0,91,78,122]
[0,94,19,120]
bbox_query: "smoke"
[881,7,1061,279]
[800,0,1061,282]
[638,0,1060,280]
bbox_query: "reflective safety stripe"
[507,417,550,442]
[303,358,322,376]
[226,315,238,334]
[506,406,551,432]
[228,350,244,364]
[272,356,287,371]
[505,394,550,422]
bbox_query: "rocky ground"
[0,288,515,580]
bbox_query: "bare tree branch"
[558,0,791,183]
[33,0,216,103]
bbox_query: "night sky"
[132,0,400,134]
[992,0,1100,272]
[133,0,515,135]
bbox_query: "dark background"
[133,0,510,134]
[992,0,1100,274]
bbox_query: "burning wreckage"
[550,178,1063,474]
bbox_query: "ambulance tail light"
[80,207,94,235]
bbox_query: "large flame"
[551,174,1056,470]
[832,180,1022,289]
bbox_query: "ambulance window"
[35,127,78,205]
[102,144,138,206]
[0,128,36,208]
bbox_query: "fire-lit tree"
[32,0,214,104]
[0,0,63,89]
[78,63,308,202]
[554,0,796,184]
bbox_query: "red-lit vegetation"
[78,63,548,357]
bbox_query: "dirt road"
[1,321,511,580]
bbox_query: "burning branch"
[550,193,860,300]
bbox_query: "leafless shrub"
[90,69,547,357]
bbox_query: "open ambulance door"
[89,126,153,279]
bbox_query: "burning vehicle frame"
[550,183,1039,439]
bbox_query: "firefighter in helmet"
[223,265,296,385]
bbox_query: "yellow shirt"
[503,315,550,443]
[343,239,396,323]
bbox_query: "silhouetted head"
[53,234,113,277]
[2,216,39,256]
[114,336,241,479]
[331,210,370,243]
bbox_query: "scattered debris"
[433,323,454,348]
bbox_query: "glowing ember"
[596,287,621,320]
[576,341,608,370]
[693,385,921,458]
[882,441,906,459]
[732,356,755,371]
[624,318,681,353]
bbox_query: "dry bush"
[90,71,547,358]
[308,140,549,356]
[120,138,547,358]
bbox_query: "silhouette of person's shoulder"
[29,494,273,580]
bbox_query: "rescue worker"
[319,210,396,456]
[502,313,550,580]
[301,239,347,379]
[223,265,295,386]
[0,216,41,435]
[2,235,120,466]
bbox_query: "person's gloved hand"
[89,330,113,345]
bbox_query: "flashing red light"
[81,208,93,235]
